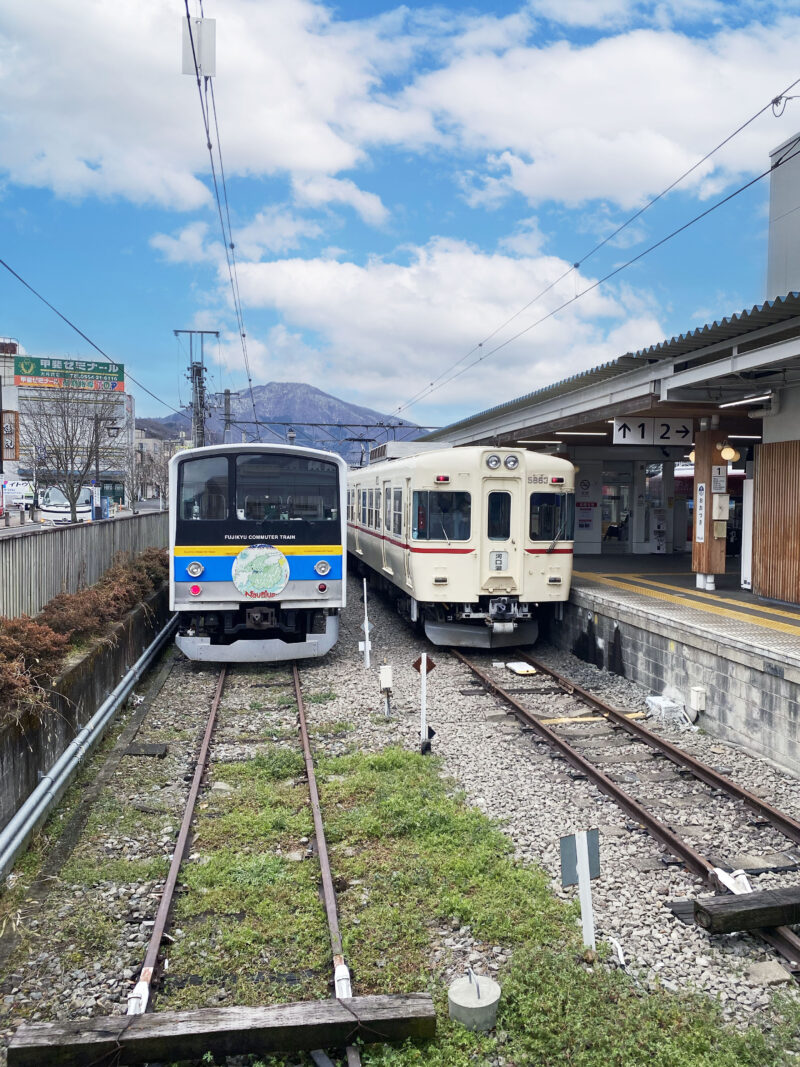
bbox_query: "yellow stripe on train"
[174,544,344,557]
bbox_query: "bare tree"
[19,387,123,522]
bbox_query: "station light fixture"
[718,393,771,409]
[554,431,608,436]
[517,440,561,445]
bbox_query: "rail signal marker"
[415,652,437,754]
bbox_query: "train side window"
[179,456,229,520]
[384,489,391,531]
[487,492,511,540]
[375,489,381,529]
[413,491,471,540]
[367,489,374,527]
[393,489,403,536]
[530,492,575,540]
[361,491,367,525]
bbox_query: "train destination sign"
[14,356,125,392]
[612,417,693,446]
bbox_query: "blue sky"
[2,0,800,430]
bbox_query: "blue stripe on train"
[173,555,343,582]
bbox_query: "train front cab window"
[412,491,471,540]
[530,491,575,541]
[235,454,339,522]
[179,456,229,520]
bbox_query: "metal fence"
[0,512,169,618]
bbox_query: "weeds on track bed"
[166,745,798,1066]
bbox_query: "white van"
[38,486,92,524]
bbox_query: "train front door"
[480,481,522,593]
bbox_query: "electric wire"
[183,2,262,441]
[408,138,800,409]
[0,256,191,425]
[394,74,800,417]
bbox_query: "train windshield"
[179,456,229,520]
[236,454,339,522]
[412,491,471,540]
[529,492,575,540]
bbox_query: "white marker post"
[560,827,599,952]
[420,652,427,750]
[575,829,596,950]
[358,577,372,669]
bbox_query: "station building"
[423,133,800,773]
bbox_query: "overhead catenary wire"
[0,256,192,425]
[184,1,262,442]
[404,137,800,409]
[394,74,800,417]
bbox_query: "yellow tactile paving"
[573,571,800,637]
[623,576,800,622]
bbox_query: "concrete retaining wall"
[550,588,800,775]
[0,588,171,833]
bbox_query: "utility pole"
[223,389,231,444]
[174,329,219,448]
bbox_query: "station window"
[487,492,511,541]
[179,456,229,520]
[412,491,471,540]
[530,492,575,541]
[393,489,403,536]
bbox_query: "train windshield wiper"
[547,518,567,554]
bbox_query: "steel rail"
[293,665,362,1066]
[515,651,800,847]
[128,666,227,1015]
[450,649,716,881]
[451,650,800,974]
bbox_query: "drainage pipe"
[0,614,178,882]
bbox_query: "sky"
[2,0,800,432]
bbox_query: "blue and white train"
[169,443,347,662]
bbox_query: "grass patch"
[306,689,338,704]
[158,746,799,1063]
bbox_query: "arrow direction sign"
[613,417,694,446]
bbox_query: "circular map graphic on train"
[232,544,290,599]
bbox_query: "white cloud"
[292,176,388,225]
[220,237,663,421]
[150,221,216,264]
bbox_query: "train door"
[403,478,413,588]
[381,479,392,572]
[481,480,523,591]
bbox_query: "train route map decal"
[232,544,290,599]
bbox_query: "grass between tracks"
[161,740,798,1067]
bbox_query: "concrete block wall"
[549,589,800,775]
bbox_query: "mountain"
[137,381,423,465]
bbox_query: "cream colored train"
[347,443,575,647]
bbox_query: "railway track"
[450,647,800,977]
[5,653,433,1066]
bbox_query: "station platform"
[551,554,800,775]
[572,555,800,654]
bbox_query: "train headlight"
[486,454,501,470]
[186,561,204,578]
[504,455,519,470]
[314,560,331,576]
